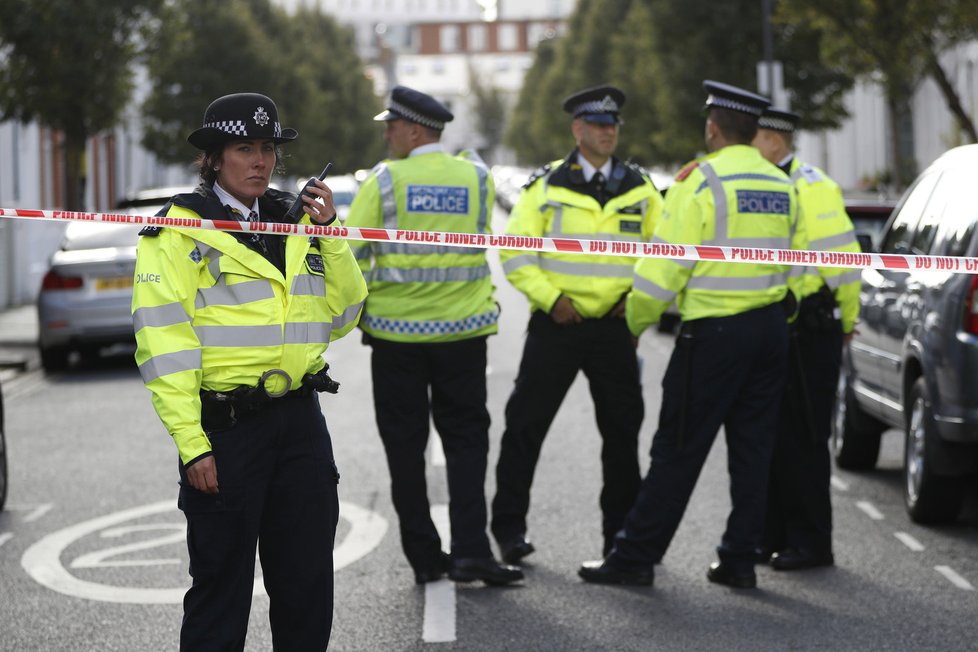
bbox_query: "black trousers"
[370,336,493,571]
[491,311,643,547]
[178,392,339,652]
[610,303,788,571]
[763,321,843,554]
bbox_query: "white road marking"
[894,532,924,552]
[23,503,54,523]
[935,566,975,591]
[855,500,885,520]
[830,476,849,491]
[423,504,456,644]
[0,533,12,548]
[21,499,387,604]
[431,434,446,468]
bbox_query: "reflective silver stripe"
[138,348,202,384]
[697,172,793,192]
[291,274,327,297]
[333,300,365,330]
[544,201,564,234]
[373,242,483,257]
[539,258,633,279]
[195,324,282,347]
[473,160,489,233]
[192,240,223,281]
[699,163,729,243]
[809,231,857,251]
[195,279,275,310]
[688,273,788,291]
[728,237,792,249]
[503,254,540,274]
[826,269,862,287]
[633,275,676,302]
[133,302,190,332]
[376,163,398,229]
[371,265,490,283]
[354,246,372,261]
[284,321,332,345]
[789,265,808,279]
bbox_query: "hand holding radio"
[286,162,336,224]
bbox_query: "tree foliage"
[141,0,383,177]
[0,0,162,209]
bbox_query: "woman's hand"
[303,178,337,225]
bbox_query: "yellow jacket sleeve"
[499,179,562,313]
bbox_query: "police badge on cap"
[702,80,771,117]
[188,92,298,150]
[562,85,626,125]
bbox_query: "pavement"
[0,303,38,381]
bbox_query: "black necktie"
[593,171,606,204]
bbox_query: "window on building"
[468,24,487,52]
[440,25,459,53]
[497,23,518,51]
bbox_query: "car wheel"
[831,366,884,470]
[904,378,965,524]
[40,345,70,373]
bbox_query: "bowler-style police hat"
[702,80,770,117]
[187,92,297,150]
[757,107,801,134]
[374,85,454,131]
[562,85,626,125]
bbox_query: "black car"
[833,144,978,523]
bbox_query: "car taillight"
[965,275,978,335]
[41,270,83,290]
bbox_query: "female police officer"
[132,92,367,650]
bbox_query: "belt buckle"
[260,368,292,398]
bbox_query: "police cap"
[188,92,297,150]
[702,80,770,117]
[562,85,625,125]
[757,107,800,134]
[374,85,454,131]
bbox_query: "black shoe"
[706,561,756,589]
[414,552,450,584]
[770,548,834,571]
[752,547,773,564]
[449,557,524,586]
[498,535,535,565]
[578,559,654,586]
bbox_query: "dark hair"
[194,143,288,185]
[709,108,758,144]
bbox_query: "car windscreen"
[62,223,141,251]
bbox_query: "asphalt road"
[1,208,977,650]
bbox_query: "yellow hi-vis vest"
[627,144,807,336]
[345,149,498,343]
[786,158,861,333]
[132,188,367,465]
[501,155,664,317]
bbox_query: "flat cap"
[374,85,454,131]
[562,85,625,125]
[757,107,800,133]
[188,92,297,150]
[702,80,770,117]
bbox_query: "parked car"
[833,144,978,523]
[844,197,897,251]
[0,376,6,511]
[297,174,358,223]
[36,187,189,372]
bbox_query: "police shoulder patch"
[522,163,552,190]
[306,253,325,274]
[139,226,163,237]
[675,161,699,182]
[800,165,823,184]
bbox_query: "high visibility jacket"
[786,158,861,333]
[132,185,367,465]
[501,152,664,317]
[345,149,498,343]
[627,144,806,335]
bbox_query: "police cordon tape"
[2,206,976,274]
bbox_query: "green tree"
[469,65,508,163]
[0,0,162,210]
[141,0,382,178]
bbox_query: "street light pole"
[762,0,774,97]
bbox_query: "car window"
[909,175,948,254]
[931,168,978,257]
[62,223,141,251]
[880,171,940,254]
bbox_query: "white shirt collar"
[577,154,613,182]
[409,143,445,157]
[777,153,794,169]
[213,182,260,220]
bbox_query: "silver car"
[833,144,978,523]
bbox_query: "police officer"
[132,92,368,649]
[345,86,522,586]
[579,81,807,589]
[491,85,664,564]
[753,108,861,570]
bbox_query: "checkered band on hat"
[203,120,248,137]
[364,311,497,336]
[389,99,446,130]
[757,115,795,132]
[274,122,282,138]
[706,94,765,116]
[574,97,619,116]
